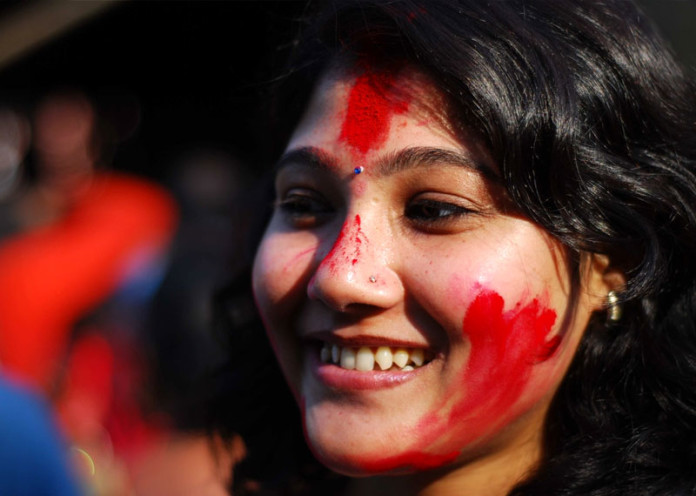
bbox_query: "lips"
[305,337,437,391]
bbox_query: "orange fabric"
[0,173,177,388]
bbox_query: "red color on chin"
[346,289,558,473]
[339,70,410,158]
[354,449,460,473]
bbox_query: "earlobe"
[583,253,626,312]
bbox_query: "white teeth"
[320,346,330,363]
[411,348,424,367]
[356,347,375,371]
[318,343,429,372]
[392,348,409,368]
[340,347,356,370]
[374,346,393,370]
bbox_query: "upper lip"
[303,330,432,349]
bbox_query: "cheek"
[355,287,561,473]
[252,233,319,395]
[453,288,559,414]
[432,287,558,450]
[252,231,318,319]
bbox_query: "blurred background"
[0,1,692,495]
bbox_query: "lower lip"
[308,349,426,390]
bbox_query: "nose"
[307,213,404,312]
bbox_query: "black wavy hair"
[215,1,696,494]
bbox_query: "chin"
[302,407,402,476]
[306,437,421,477]
[306,435,460,477]
[302,404,461,477]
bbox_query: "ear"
[582,253,626,312]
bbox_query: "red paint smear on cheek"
[283,246,315,274]
[455,290,558,420]
[355,289,558,473]
[339,71,410,157]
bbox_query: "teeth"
[340,347,356,370]
[393,348,409,368]
[320,346,330,363]
[319,343,430,372]
[374,346,393,370]
[356,347,375,371]
[411,348,424,367]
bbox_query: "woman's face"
[252,65,607,476]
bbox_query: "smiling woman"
[254,65,606,482]
[217,1,696,495]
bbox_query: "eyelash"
[404,199,474,230]
[276,192,333,228]
[276,191,475,231]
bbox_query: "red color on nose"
[322,214,366,274]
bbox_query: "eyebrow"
[275,146,499,180]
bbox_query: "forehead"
[285,64,496,177]
[289,64,452,143]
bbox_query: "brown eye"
[277,190,333,229]
[405,199,472,223]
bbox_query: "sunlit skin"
[252,65,611,494]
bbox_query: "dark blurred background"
[0,0,691,183]
[0,1,306,182]
[0,0,691,182]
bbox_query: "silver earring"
[369,275,377,283]
[606,290,622,323]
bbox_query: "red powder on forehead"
[353,289,558,473]
[339,70,410,157]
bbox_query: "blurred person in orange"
[0,91,177,391]
[0,91,178,493]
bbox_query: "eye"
[276,188,334,229]
[404,198,475,232]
